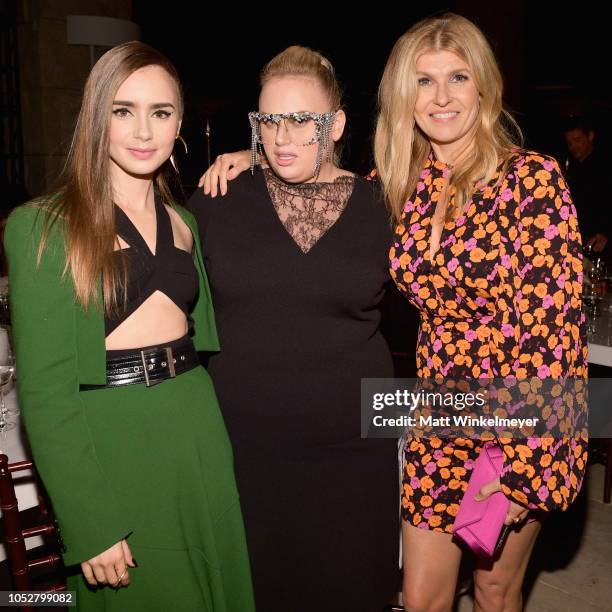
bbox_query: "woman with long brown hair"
[4,42,254,610]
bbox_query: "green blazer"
[3,202,219,565]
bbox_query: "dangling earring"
[170,134,189,173]
[313,113,335,178]
[249,114,261,175]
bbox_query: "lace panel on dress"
[263,168,356,253]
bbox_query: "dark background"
[131,2,612,188]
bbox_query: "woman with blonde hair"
[378,13,586,612]
[189,45,400,612]
[4,41,254,610]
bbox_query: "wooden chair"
[0,453,66,604]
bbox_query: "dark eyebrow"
[112,100,176,110]
[151,102,176,110]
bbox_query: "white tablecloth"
[0,386,43,562]
[587,341,612,367]
[587,294,612,367]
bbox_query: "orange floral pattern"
[390,150,588,532]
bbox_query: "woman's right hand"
[81,539,136,588]
[197,150,251,197]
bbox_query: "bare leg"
[401,521,463,612]
[473,518,542,612]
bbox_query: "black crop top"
[105,193,199,336]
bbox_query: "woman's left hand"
[474,476,530,525]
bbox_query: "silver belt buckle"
[140,350,151,386]
[139,347,176,387]
[165,347,176,378]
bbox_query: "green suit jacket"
[3,202,219,565]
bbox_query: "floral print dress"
[389,150,588,532]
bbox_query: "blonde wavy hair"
[374,13,523,222]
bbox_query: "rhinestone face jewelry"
[249,111,335,146]
[248,111,336,177]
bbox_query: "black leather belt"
[81,337,199,389]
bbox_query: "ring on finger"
[114,567,128,587]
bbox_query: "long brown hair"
[38,41,184,313]
[374,13,522,223]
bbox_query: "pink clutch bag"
[452,442,510,557]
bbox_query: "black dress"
[188,168,399,612]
